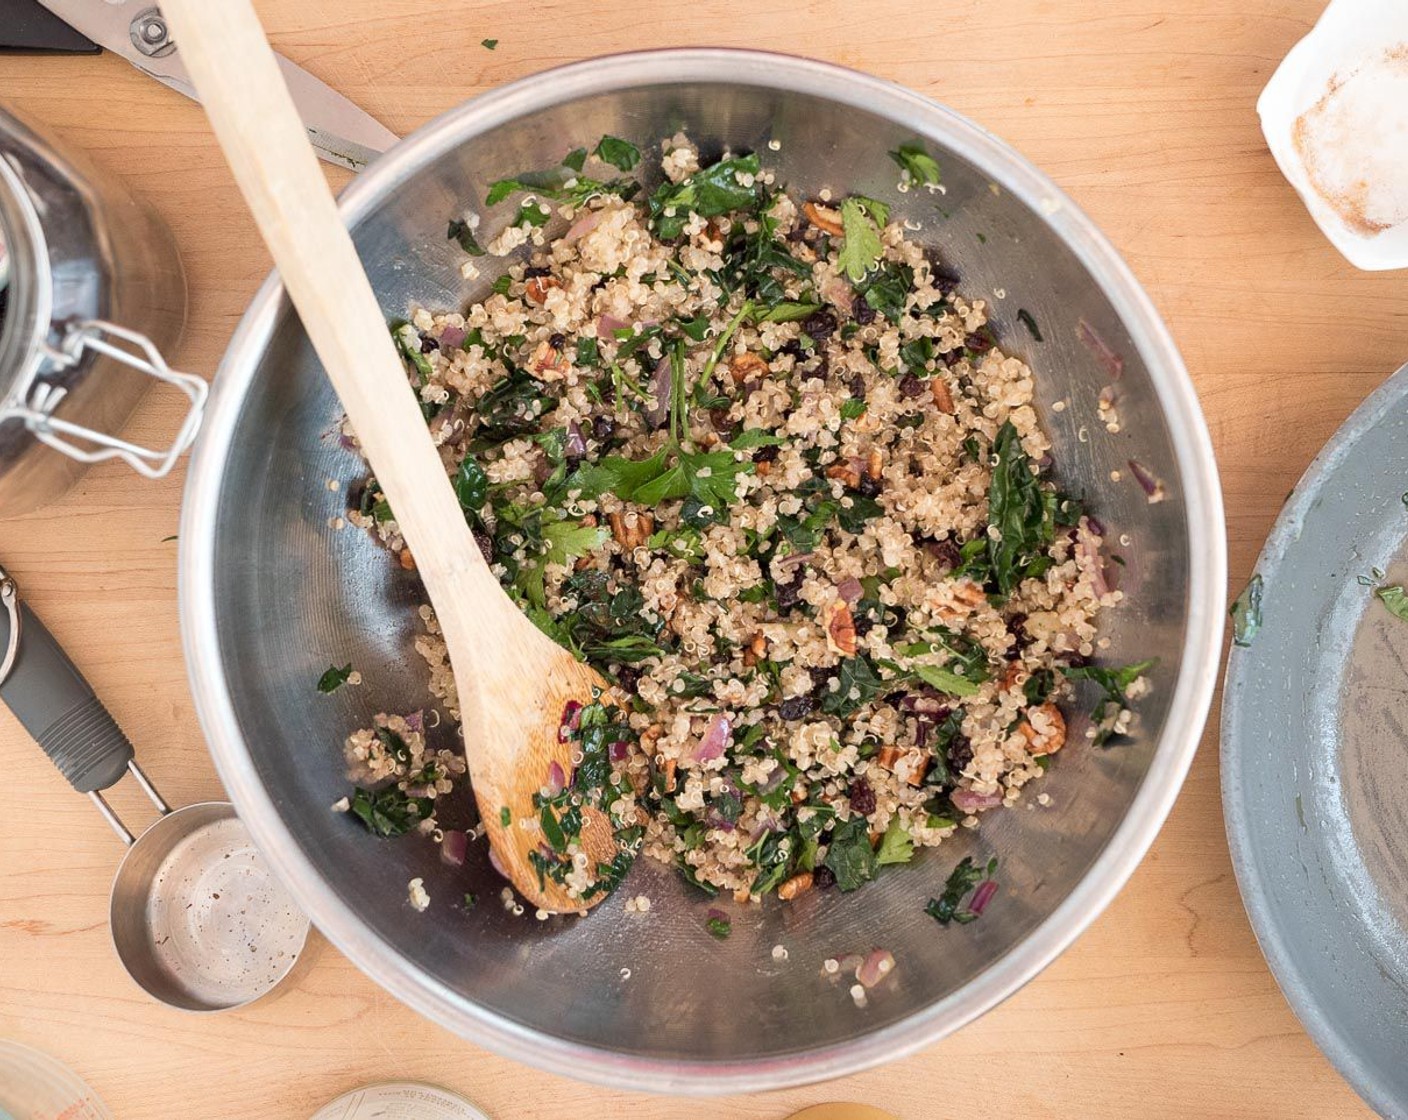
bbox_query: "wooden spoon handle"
[159,0,516,659]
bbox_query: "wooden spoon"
[161,0,621,912]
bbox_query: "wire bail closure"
[1,319,208,480]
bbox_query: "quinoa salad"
[334,133,1153,914]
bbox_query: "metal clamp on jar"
[0,104,201,517]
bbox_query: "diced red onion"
[968,879,998,917]
[608,740,630,763]
[338,433,359,452]
[758,766,787,795]
[1127,459,1166,503]
[950,788,1003,813]
[777,550,817,570]
[489,845,510,879]
[559,700,583,740]
[564,208,604,242]
[836,576,863,604]
[705,811,737,832]
[747,812,781,842]
[403,710,424,733]
[857,948,895,989]
[1085,514,1106,537]
[693,714,732,763]
[564,420,587,459]
[439,324,467,350]
[545,760,567,796]
[440,829,468,866]
[1078,318,1124,380]
[706,907,729,923]
[645,355,672,428]
[596,314,629,340]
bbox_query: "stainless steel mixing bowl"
[180,50,1225,1093]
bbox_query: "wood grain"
[2,1,1404,1116]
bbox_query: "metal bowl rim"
[1220,361,1408,1119]
[179,47,1226,1094]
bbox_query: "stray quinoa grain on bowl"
[335,132,1154,917]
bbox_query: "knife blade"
[33,0,398,170]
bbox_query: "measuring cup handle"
[0,597,135,793]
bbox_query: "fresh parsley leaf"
[486,165,635,209]
[392,322,434,387]
[875,819,915,866]
[593,135,641,172]
[1024,667,1055,705]
[582,634,665,664]
[1231,574,1263,647]
[317,664,353,693]
[730,428,787,450]
[453,457,488,514]
[491,274,512,296]
[754,301,822,323]
[1066,658,1156,745]
[500,806,511,827]
[481,37,498,49]
[837,197,884,282]
[706,914,732,939]
[821,657,885,717]
[649,153,762,240]
[857,261,914,322]
[375,727,411,765]
[925,855,996,924]
[446,218,484,255]
[840,399,868,420]
[910,663,981,697]
[823,816,878,892]
[574,337,601,368]
[543,520,609,567]
[836,494,884,534]
[891,141,942,186]
[514,199,552,227]
[539,803,569,852]
[1017,307,1044,341]
[676,314,712,341]
[349,786,432,838]
[985,420,1057,599]
[562,146,587,174]
[852,195,890,226]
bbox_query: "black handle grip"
[0,599,134,793]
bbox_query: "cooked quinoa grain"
[344,136,1153,905]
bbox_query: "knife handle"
[0,573,134,794]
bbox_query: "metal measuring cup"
[0,563,308,1011]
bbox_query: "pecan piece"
[727,351,770,384]
[803,201,844,235]
[1017,702,1067,757]
[825,599,858,656]
[778,871,814,901]
[530,338,567,375]
[825,463,862,489]
[931,377,955,413]
[524,275,561,305]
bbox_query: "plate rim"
[1221,360,1408,1119]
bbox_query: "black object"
[0,595,135,793]
[0,0,100,53]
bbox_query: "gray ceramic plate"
[1223,361,1408,1119]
